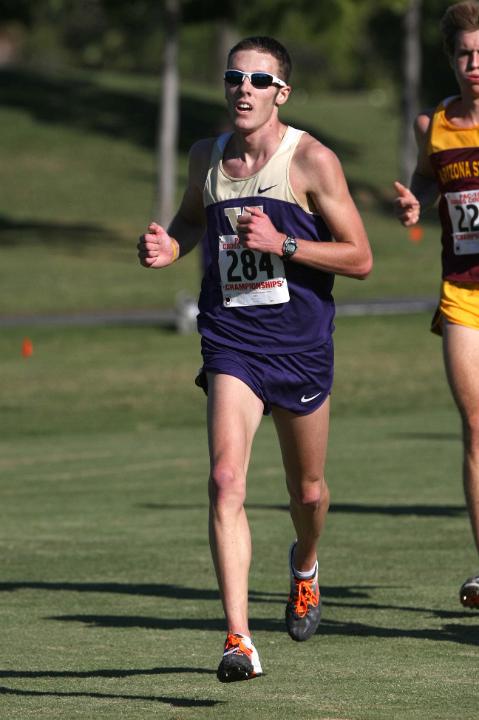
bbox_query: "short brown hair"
[441,1,479,57]
[227,36,292,83]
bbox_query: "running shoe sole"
[217,655,257,683]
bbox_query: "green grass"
[0,317,477,719]
[0,314,447,438]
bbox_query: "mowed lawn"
[0,315,477,720]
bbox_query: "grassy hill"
[0,65,441,316]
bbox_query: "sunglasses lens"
[224,70,276,88]
[250,73,273,88]
[224,71,243,85]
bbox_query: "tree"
[155,0,180,224]
[400,0,422,184]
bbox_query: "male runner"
[395,1,479,610]
[139,36,372,680]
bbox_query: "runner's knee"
[288,474,329,508]
[209,463,247,510]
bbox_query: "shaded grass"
[0,66,443,316]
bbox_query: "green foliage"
[0,0,463,95]
[421,0,459,104]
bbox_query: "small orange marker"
[22,337,33,357]
[408,225,424,243]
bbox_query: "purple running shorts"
[195,335,333,416]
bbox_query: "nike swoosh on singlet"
[257,184,278,194]
[300,392,323,403]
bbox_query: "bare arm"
[394,111,439,226]
[138,139,211,268]
[236,135,372,279]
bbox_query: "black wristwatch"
[282,235,298,260]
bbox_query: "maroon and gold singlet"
[427,97,479,282]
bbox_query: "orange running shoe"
[285,542,321,641]
[217,633,263,683]
[459,575,479,608]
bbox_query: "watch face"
[283,237,297,257]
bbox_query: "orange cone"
[22,337,33,357]
[408,225,424,243]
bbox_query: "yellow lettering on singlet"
[439,160,474,183]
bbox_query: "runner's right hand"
[393,181,421,226]
[138,222,179,268]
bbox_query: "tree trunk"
[155,0,180,224]
[399,0,422,185]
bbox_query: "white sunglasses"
[224,69,287,89]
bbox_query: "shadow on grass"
[0,67,357,158]
[0,666,215,679]
[0,580,408,603]
[318,618,479,646]
[45,612,479,646]
[0,66,395,211]
[140,501,466,518]
[330,503,465,517]
[0,580,389,605]
[0,684,220,706]
[0,66,224,153]
[0,581,220,600]
[2,580,476,645]
[48,614,243,631]
[0,214,119,249]
[325,598,476,620]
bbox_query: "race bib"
[218,236,290,307]
[446,189,479,255]
[218,205,290,307]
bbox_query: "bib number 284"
[218,235,290,307]
[226,249,275,281]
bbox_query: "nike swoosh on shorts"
[300,392,322,403]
